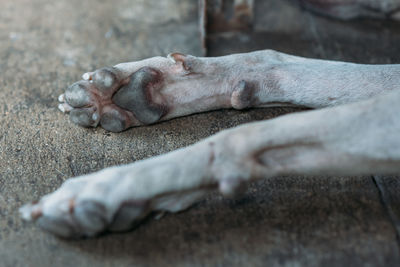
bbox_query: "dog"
[20,0,400,238]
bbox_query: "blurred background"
[0,0,399,266]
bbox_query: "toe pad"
[70,108,99,127]
[65,82,92,108]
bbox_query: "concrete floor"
[1,0,400,266]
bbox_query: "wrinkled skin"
[20,49,400,238]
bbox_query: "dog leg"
[23,90,400,237]
[59,50,400,132]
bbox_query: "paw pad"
[59,66,167,132]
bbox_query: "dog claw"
[58,93,65,102]
[91,112,100,125]
[58,103,73,113]
[19,203,36,221]
[82,72,92,81]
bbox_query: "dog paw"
[19,157,208,238]
[59,66,167,132]
[19,169,152,238]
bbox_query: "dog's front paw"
[59,65,168,132]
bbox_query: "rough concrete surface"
[1,0,400,266]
